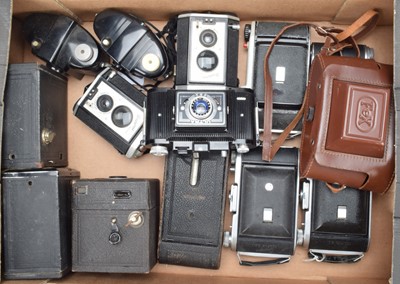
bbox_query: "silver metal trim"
[178,13,240,22]
[229,152,243,251]
[243,21,256,89]
[175,84,229,90]
[302,178,313,249]
[367,191,373,250]
[292,150,300,253]
[125,130,144,158]
[309,249,365,256]
[238,251,291,259]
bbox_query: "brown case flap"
[300,54,395,192]
[326,80,391,158]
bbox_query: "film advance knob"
[244,24,251,42]
[150,145,168,156]
[126,211,144,228]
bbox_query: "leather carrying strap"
[262,9,379,161]
[336,9,380,42]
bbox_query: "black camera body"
[159,151,228,269]
[145,13,256,155]
[175,13,240,89]
[299,179,372,263]
[73,67,145,158]
[94,9,171,79]
[71,177,160,273]
[244,21,310,133]
[224,147,300,265]
[23,13,108,78]
[145,87,256,154]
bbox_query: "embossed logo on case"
[326,80,390,158]
[346,84,387,143]
[356,97,376,132]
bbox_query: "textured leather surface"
[2,64,68,170]
[300,54,395,193]
[309,180,370,253]
[2,169,79,279]
[159,151,228,269]
[71,178,159,273]
[237,147,298,256]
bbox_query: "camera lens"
[190,97,212,119]
[200,30,217,47]
[112,106,133,127]
[197,50,218,71]
[97,95,114,112]
[193,99,210,115]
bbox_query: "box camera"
[2,168,80,279]
[224,147,300,265]
[175,13,240,89]
[2,63,68,170]
[73,67,145,158]
[71,177,159,273]
[244,22,310,133]
[145,88,256,155]
[298,179,372,263]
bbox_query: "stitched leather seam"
[301,55,321,176]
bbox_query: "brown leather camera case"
[300,54,395,193]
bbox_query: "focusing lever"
[190,152,200,186]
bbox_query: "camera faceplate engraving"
[175,91,227,127]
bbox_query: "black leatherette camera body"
[159,151,228,269]
[72,178,160,273]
